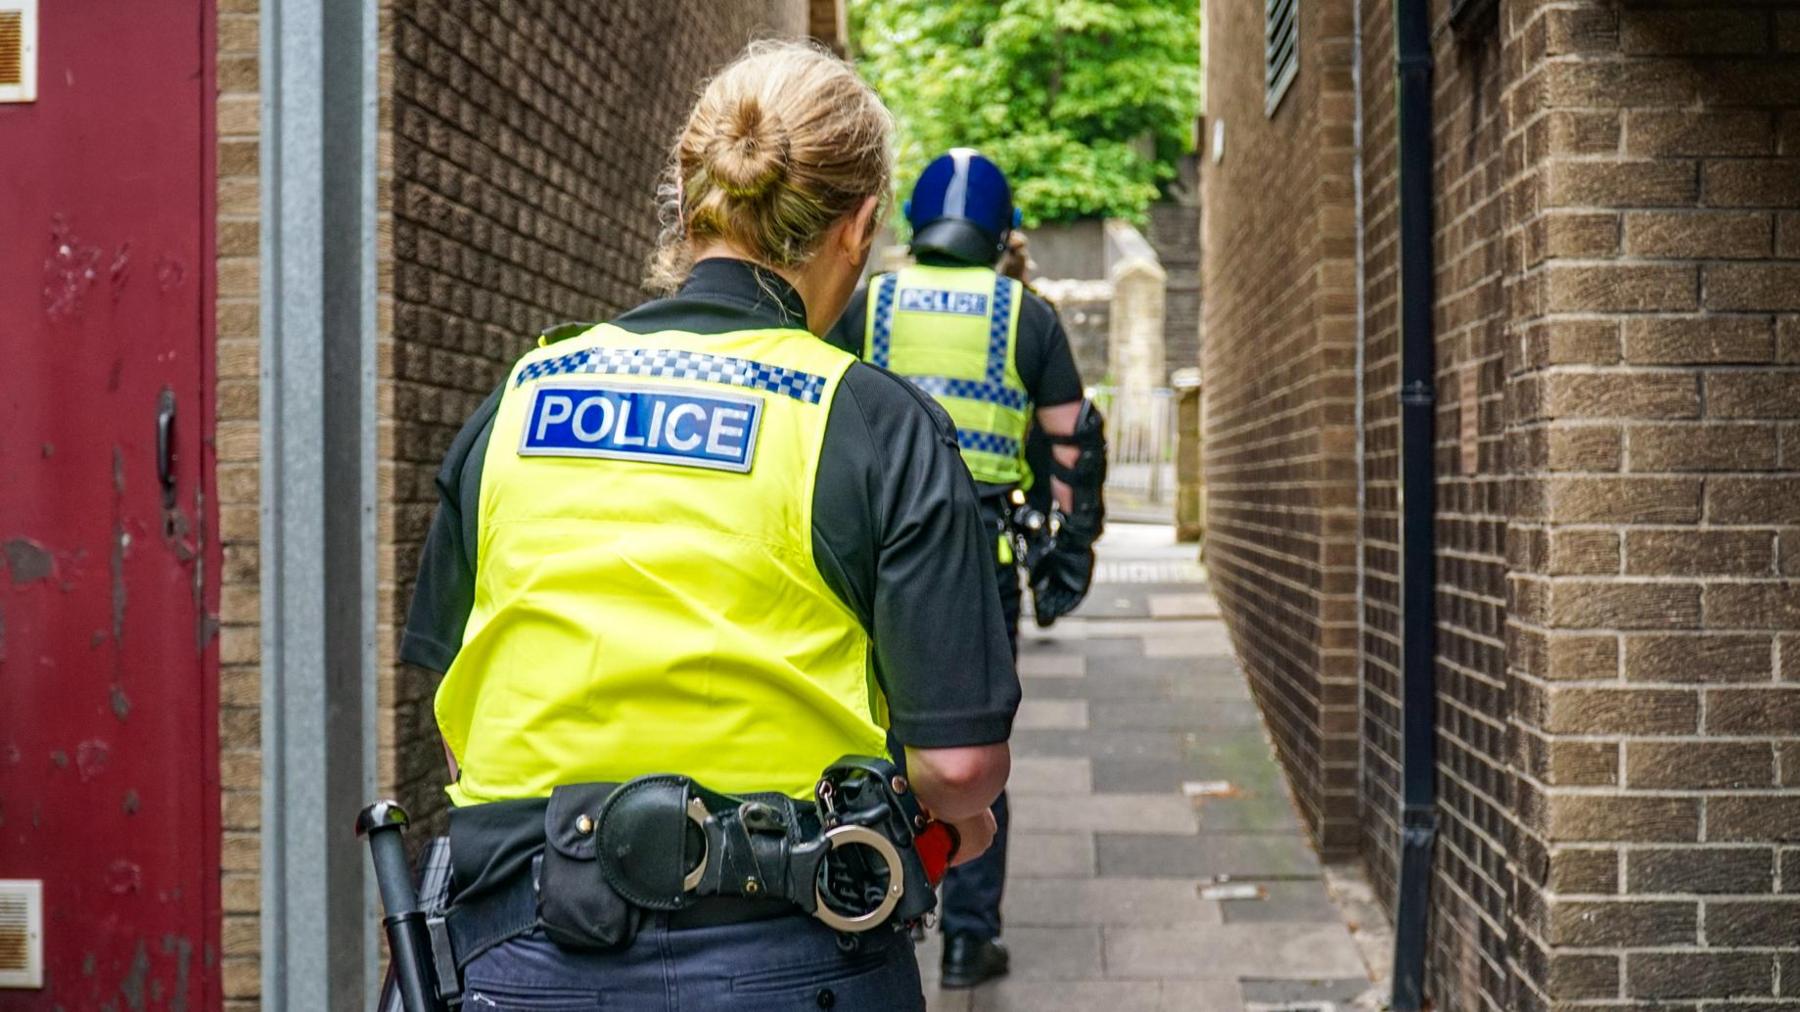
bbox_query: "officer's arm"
[907,743,1010,820]
[1035,400,1081,513]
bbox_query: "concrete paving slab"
[1008,831,1097,877]
[1008,757,1093,795]
[1012,793,1201,835]
[1016,699,1090,730]
[1239,976,1374,1005]
[1004,877,1224,927]
[1195,793,1308,835]
[1090,700,1266,731]
[1102,924,1365,980]
[1018,652,1087,677]
[1012,729,1188,761]
[1028,619,1224,641]
[1061,673,1255,703]
[1148,594,1221,619]
[971,979,1244,1012]
[1217,880,1344,924]
[1091,755,1288,796]
[1143,629,1237,658]
[970,980,1161,1012]
[1095,833,1324,881]
[998,926,1105,981]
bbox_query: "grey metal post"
[260,0,379,1007]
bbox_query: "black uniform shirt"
[825,255,1086,410]
[400,258,1020,749]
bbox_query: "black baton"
[356,801,447,1012]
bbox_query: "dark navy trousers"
[463,915,923,1011]
[938,510,1019,943]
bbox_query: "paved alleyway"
[918,524,1374,1011]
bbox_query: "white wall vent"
[0,1,39,104]
[0,880,45,989]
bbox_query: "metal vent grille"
[0,2,35,103]
[0,880,44,989]
[1265,0,1299,116]
[0,12,20,85]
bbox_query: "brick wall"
[1503,4,1800,1009]
[1200,0,1361,856]
[381,0,811,835]
[1206,0,1800,1009]
[212,0,261,1004]
[1355,2,1515,1008]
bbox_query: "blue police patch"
[519,382,762,473]
[898,287,989,316]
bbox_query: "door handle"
[156,388,177,509]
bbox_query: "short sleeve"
[1015,292,1085,408]
[811,364,1021,747]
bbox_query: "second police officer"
[828,150,1108,990]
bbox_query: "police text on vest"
[898,288,990,316]
[519,382,762,473]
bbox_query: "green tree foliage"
[850,0,1200,227]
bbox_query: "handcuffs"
[593,755,956,933]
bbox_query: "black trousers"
[939,497,1018,942]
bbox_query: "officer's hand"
[1033,544,1096,627]
[946,809,998,867]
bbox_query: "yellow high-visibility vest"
[434,323,889,805]
[864,264,1030,486]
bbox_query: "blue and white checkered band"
[902,374,1030,412]
[869,273,899,369]
[514,346,827,405]
[957,429,1020,458]
[985,277,1013,384]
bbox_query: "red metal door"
[0,2,219,1008]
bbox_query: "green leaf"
[851,0,1200,226]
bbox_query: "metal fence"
[1091,384,1178,523]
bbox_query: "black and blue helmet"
[904,149,1022,266]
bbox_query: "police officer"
[399,43,1019,1011]
[828,151,1107,990]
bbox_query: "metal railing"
[1090,384,1178,522]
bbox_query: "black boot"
[940,933,1009,989]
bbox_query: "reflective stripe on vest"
[435,323,888,805]
[865,265,1030,485]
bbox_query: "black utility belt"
[463,756,949,951]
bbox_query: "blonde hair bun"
[649,40,894,292]
[707,99,790,200]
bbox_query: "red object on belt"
[914,821,960,886]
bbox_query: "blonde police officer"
[400,43,1019,1011]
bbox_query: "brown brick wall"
[213,0,261,1004]
[1505,3,1800,1009]
[1356,3,1518,1009]
[382,0,811,837]
[1201,0,1361,856]
[1205,0,1800,1008]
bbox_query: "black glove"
[1031,539,1095,627]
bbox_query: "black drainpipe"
[1390,0,1439,1009]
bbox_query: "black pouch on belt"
[538,781,645,950]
